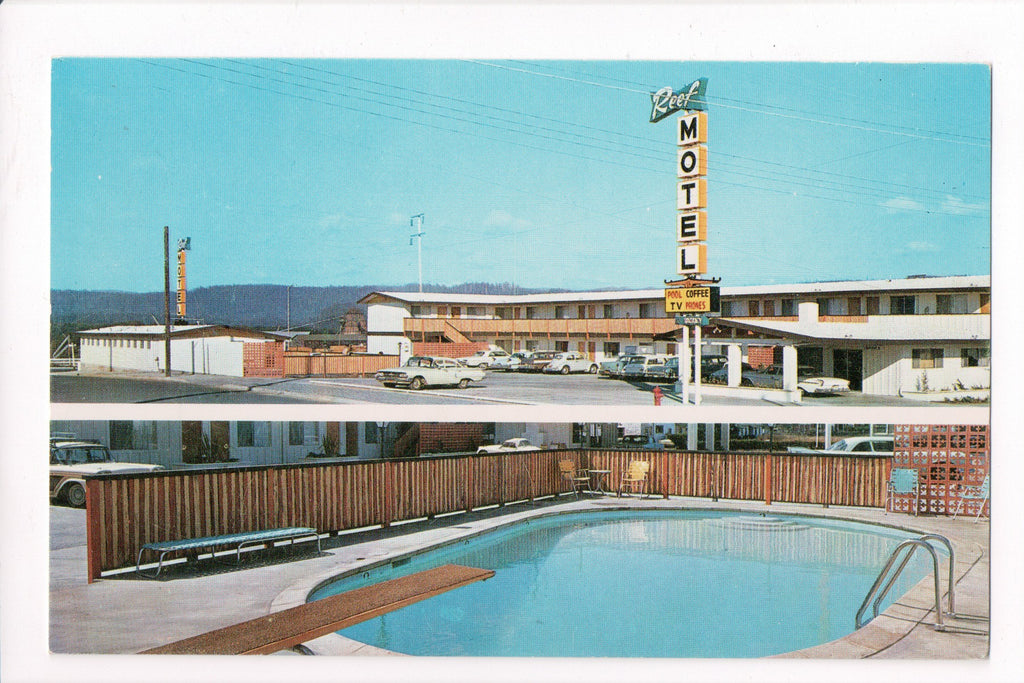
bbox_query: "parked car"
[599,354,645,378]
[516,350,559,373]
[708,363,848,395]
[476,438,542,454]
[700,354,728,379]
[788,436,893,456]
[620,355,670,380]
[796,372,851,396]
[458,348,510,368]
[489,351,531,372]
[542,351,599,375]
[375,356,485,390]
[50,438,163,508]
[646,357,679,382]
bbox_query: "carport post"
[678,325,690,404]
[693,325,703,405]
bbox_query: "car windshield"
[52,446,113,465]
[405,357,434,368]
[825,440,851,452]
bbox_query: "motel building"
[360,274,990,399]
[77,324,287,378]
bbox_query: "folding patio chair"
[618,460,650,499]
[951,474,989,522]
[884,467,919,516]
[558,459,589,499]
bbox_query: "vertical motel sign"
[176,237,191,318]
[676,111,708,275]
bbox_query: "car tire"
[588,364,598,374]
[560,365,570,375]
[741,378,753,387]
[410,376,425,390]
[458,378,470,389]
[65,482,87,508]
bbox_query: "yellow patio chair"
[618,460,650,498]
[558,459,590,499]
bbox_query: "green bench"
[135,527,321,578]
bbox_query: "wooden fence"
[84,449,890,581]
[283,352,398,377]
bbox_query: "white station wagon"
[476,438,542,454]
[375,356,486,390]
[50,439,163,508]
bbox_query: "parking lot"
[51,368,971,406]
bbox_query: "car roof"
[51,440,106,449]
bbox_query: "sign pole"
[694,323,703,405]
[679,325,690,405]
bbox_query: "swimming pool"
[309,510,937,657]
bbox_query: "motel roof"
[79,324,286,340]
[358,275,990,307]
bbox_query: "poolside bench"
[136,527,321,578]
[141,563,495,654]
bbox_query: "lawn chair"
[951,474,989,522]
[558,459,590,499]
[618,460,650,498]
[884,467,919,516]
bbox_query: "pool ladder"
[855,534,988,635]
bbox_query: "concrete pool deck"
[50,496,989,660]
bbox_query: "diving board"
[141,563,495,655]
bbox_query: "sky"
[50,59,991,292]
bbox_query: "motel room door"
[832,349,864,391]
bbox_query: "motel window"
[526,307,536,320]
[555,341,569,352]
[936,294,968,315]
[780,299,795,316]
[866,297,880,315]
[496,307,511,320]
[603,304,615,319]
[667,343,677,354]
[525,340,540,351]
[761,300,775,317]
[747,301,760,317]
[847,297,862,316]
[721,301,736,316]
[912,348,944,369]
[639,302,657,318]
[555,306,569,319]
[815,298,833,315]
[890,295,916,315]
[578,305,587,319]
[436,306,448,317]
[410,306,421,316]
[603,342,620,356]
[961,348,990,368]
[289,422,319,446]
[236,421,271,448]
[466,306,482,317]
[364,422,379,444]
[109,421,158,451]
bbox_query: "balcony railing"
[405,317,679,339]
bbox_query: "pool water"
[309,510,937,657]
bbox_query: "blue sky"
[51,60,990,292]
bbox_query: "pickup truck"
[50,439,163,508]
[375,356,485,390]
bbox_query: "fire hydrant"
[652,386,663,406]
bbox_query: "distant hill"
[50,282,571,335]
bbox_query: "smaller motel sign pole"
[650,78,719,406]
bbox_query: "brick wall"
[417,423,487,455]
[892,424,989,515]
[413,342,490,358]
[242,341,285,377]
[747,345,776,369]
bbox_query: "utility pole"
[163,226,172,376]
[410,213,425,293]
[286,285,291,333]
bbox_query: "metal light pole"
[163,226,172,376]
[410,214,425,293]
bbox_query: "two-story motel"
[360,275,990,397]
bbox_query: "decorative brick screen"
[417,423,487,455]
[242,341,285,377]
[746,345,776,369]
[893,424,989,516]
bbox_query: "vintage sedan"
[457,348,510,368]
[709,363,850,395]
[516,350,559,372]
[542,351,599,375]
[489,351,531,372]
[375,356,485,390]
[476,438,542,454]
[599,354,645,378]
[50,439,163,508]
[620,355,671,380]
